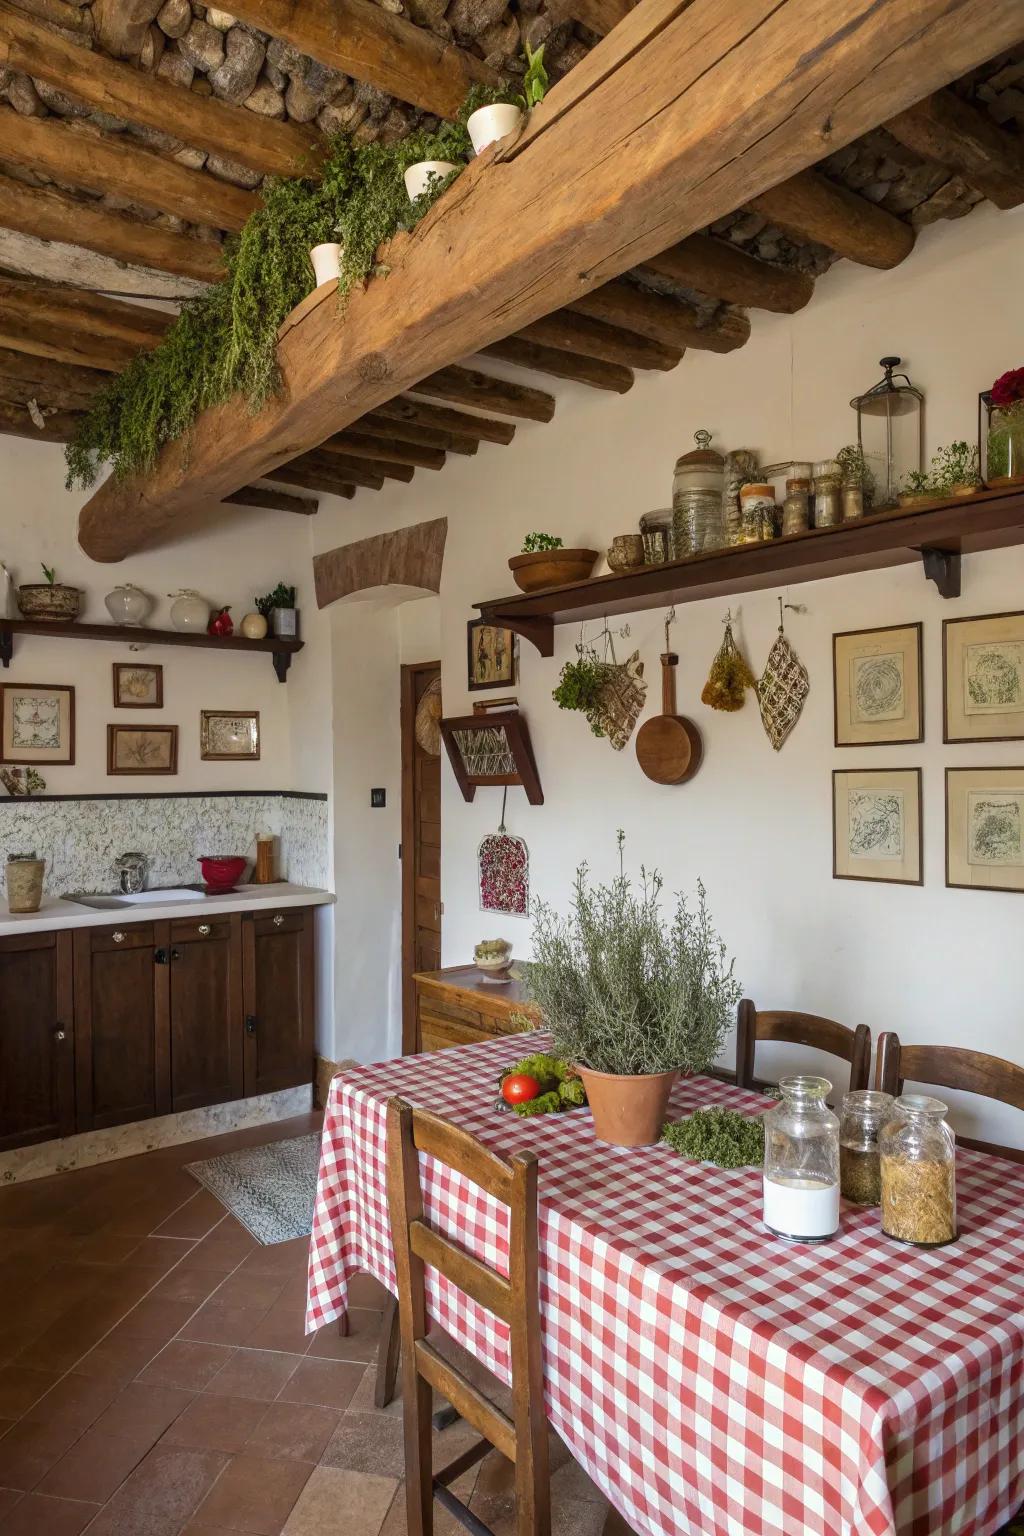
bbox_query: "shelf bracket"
[920,546,961,599]
[0,628,11,669]
[484,615,554,658]
[272,650,292,683]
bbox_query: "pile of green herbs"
[661,1107,764,1169]
[65,79,530,491]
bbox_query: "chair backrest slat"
[415,1338,518,1463]
[736,999,871,1091]
[410,1223,514,1324]
[408,1108,517,1203]
[876,1032,1024,1113]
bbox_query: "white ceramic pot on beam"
[467,103,523,155]
[404,162,457,203]
[310,242,342,287]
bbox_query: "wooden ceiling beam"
[371,398,513,446]
[409,367,554,423]
[0,398,82,442]
[223,486,319,514]
[517,309,682,370]
[885,88,1024,210]
[225,0,500,121]
[568,279,749,353]
[481,336,634,392]
[0,347,109,409]
[0,172,224,282]
[0,276,171,371]
[354,411,479,455]
[638,233,813,313]
[748,168,915,268]
[321,430,446,470]
[77,0,1024,560]
[298,447,414,484]
[268,461,366,497]
[0,1,322,178]
[558,0,633,36]
[8,0,92,35]
[0,109,259,233]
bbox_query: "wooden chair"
[875,1032,1024,1160]
[735,999,871,1094]
[386,1096,550,1536]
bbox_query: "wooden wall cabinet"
[1,904,317,1151]
[413,966,537,1055]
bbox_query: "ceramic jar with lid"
[673,430,726,555]
[739,483,777,543]
[812,459,843,529]
[168,590,210,633]
[105,583,153,626]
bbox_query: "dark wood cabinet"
[162,914,244,1114]
[0,930,74,1150]
[73,924,159,1132]
[413,966,537,1055]
[242,908,314,1098]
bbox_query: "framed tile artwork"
[946,766,1024,893]
[0,682,75,764]
[833,767,922,886]
[107,724,178,776]
[200,710,260,761]
[833,623,923,746]
[943,611,1024,743]
[113,662,163,709]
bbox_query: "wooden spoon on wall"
[636,645,703,785]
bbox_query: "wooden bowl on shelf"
[508,549,599,593]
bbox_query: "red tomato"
[501,1073,540,1106]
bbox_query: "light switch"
[370,788,386,808]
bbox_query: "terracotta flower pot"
[508,549,599,593]
[574,1064,677,1147]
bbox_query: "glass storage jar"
[639,509,673,564]
[879,1096,957,1247]
[673,430,726,554]
[781,490,810,536]
[842,484,865,521]
[839,1089,893,1206]
[739,483,776,543]
[812,460,842,529]
[763,1076,840,1242]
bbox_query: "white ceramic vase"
[105,583,153,626]
[310,242,342,288]
[168,589,210,633]
[467,103,523,155]
[404,161,457,202]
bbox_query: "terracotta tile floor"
[0,1115,621,1536]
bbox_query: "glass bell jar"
[850,356,924,509]
[762,1076,840,1242]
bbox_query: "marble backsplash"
[0,791,329,896]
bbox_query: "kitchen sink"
[62,887,206,910]
[62,893,131,910]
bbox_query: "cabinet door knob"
[273,914,284,927]
[198,923,211,936]
[112,930,126,943]
[54,1028,66,1042]
[245,1014,258,1035]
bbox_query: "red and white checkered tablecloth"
[306,1034,1024,1536]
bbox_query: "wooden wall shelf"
[0,619,304,682]
[476,487,1024,655]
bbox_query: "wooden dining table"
[306,1033,1024,1536]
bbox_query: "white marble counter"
[0,882,334,939]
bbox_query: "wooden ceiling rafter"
[884,88,1024,210]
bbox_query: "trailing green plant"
[255,583,297,618]
[662,1107,765,1168]
[552,654,609,719]
[522,532,563,552]
[523,832,741,1077]
[930,439,980,490]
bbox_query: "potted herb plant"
[466,42,548,155]
[524,834,740,1146]
[17,563,81,622]
[897,470,940,507]
[509,533,599,594]
[931,440,981,496]
[256,582,298,638]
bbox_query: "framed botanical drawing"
[467,620,517,691]
[946,767,1024,893]
[943,611,1024,743]
[833,624,923,746]
[200,710,260,761]
[0,683,75,764]
[833,768,922,886]
[107,724,178,775]
[113,662,163,709]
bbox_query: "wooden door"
[73,924,158,1131]
[241,907,314,1097]
[159,913,243,1113]
[0,930,74,1149]
[401,662,441,1054]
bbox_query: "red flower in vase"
[990,368,1024,409]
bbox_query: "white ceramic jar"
[404,161,457,202]
[310,243,341,287]
[168,589,210,633]
[467,102,523,155]
[105,583,153,626]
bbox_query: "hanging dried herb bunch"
[701,614,756,711]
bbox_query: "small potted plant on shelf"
[16,563,81,622]
[931,440,981,496]
[256,583,298,638]
[465,41,548,155]
[508,533,599,594]
[897,469,940,507]
[523,833,740,1147]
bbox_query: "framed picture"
[112,662,163,709]
[833,768,922,886]
[0,683,75,764]
[833,623,923,746]
[107,724,178,776]
[943,611,1024,743]
[946,766,1024,893]
[467,620,517,692]
[200,710,260,761]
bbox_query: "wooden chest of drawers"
[412,966,540,1054]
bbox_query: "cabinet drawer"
[248,909,308,938]
[418,994,485,1030]
[88,923,155,954]
[170,916,232,944]
[421,1018,484,1052]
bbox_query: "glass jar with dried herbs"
[839,1089,893,1206]
[879,1095,957,1246]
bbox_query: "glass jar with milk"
[763,1076,840,1241]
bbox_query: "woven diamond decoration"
[758,629,809,750]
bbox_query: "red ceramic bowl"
[199,855,247,893]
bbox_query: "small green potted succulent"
[508,533,599,594]
[256,582,298,639]
[17,563,82,622]
[931,440,981,496]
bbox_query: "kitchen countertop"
[0,883,335,940]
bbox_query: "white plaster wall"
[312,202,1024,1145]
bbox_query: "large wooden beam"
[885,89,1024,211]
[0,398,82,442]
[355,411,478,456]
[748,168,915,268]
[226,0,499,121]
[568,279,749,353]
[223,485,319,515]
[371,398,513,447]
[295,447,414,484]
[638,233,813,312]
[481,336,634,392]
[78,0,1024,560]
[322,430,446,470]
[0,109,259,233]
[0,173,224,283]
[409,367,554,423]
[518,309,681,370]
[0,348,109,410]
[557,0,634,36]
[266,463,360,498]
[0,276,170,371]
[0,1,321,178]
[8,0,92,36]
